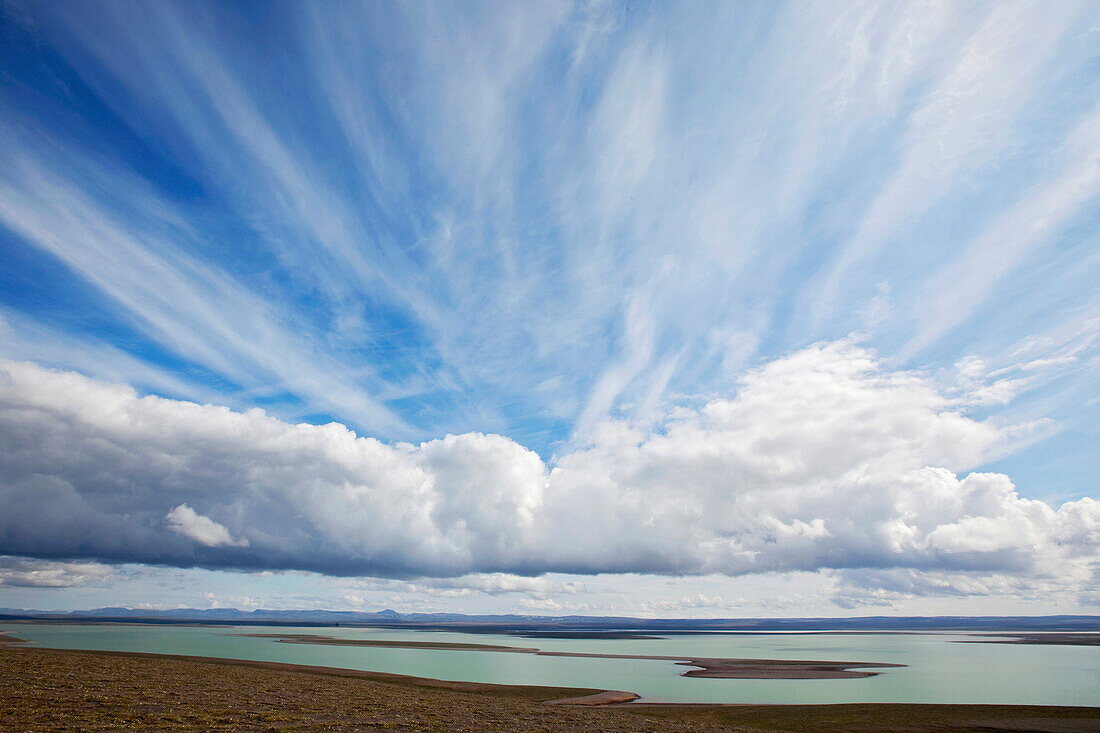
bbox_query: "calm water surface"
[5,624,1098,705]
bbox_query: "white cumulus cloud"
[0,340,1095,595]
[166,504,249,548]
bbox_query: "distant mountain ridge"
[2,607,1098,632]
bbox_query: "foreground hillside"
[2,645,1098,732]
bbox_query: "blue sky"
[0,0,1098,616]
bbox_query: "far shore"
[958,632,1100,646]
[232,631,904,679]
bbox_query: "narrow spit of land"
[3,642,1100,732]
[959,633,1100,646]
[232,632,903,679]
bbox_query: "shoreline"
[14,644,615,699]
[6,615,1099,634]
[6,641,1100,707]
[4,644,1100,732]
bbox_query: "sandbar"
[232,631,904,679]
[229,633,539,652]
[959,633,1100,646]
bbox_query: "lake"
[4,623,1098,705]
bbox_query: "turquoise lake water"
[4,624,1098,705]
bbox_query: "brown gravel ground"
[3,643,1099,732]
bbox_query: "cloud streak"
[0,556,114,588]
[1,0,1096,454]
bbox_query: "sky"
[0,0,1098,618]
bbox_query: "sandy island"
[231,632,904,679]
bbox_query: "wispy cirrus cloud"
[899,103,1100,360]
[0,125,408,434]
[4,0,1096,451]
[810,1,1084,325]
